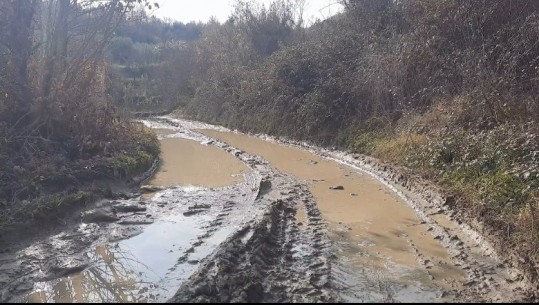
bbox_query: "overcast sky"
[151,0,343,25]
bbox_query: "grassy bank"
[0,123,159,231]
[344,101,539,280]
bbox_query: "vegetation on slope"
[0,0,159,230]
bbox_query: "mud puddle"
[148,137,249,188]
[14,125,257,303]
[21,188,240,303]
[199,129,465,302]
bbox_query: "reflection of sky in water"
[119,214,208,282]
[28,246,147,303]
[27,213,211,303]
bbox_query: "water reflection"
[26,208,216,303]
[27,246,158,303]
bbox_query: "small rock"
[113,203,147,213]
[183,210,204,217]
[140,185,163,193]
[350,193,358,196]
[190,204,211,210]
[329,185,344,190]
[444,196,456,207]
[81,208,119,223]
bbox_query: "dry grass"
[372,132,429,165]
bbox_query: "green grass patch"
[347,124,539,252]
[104,124,160,178]
[0,191,91,228]
[441,169,530,213]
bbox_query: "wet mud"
[0,116,535,303]
[199,129,465,302]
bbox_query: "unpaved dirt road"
[0,117,535,303]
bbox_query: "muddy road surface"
[0,117,535,303]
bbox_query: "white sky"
[151,0,343,25]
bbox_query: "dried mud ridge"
[1,116,537,303]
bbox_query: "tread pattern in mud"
[169,178,335,303]
[155,121,338,303]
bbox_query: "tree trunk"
[42,0,70,98]
[7,0,36,110]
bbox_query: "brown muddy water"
[199,129,465,302]
[14,118,490,303]
[148,137,249,188]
